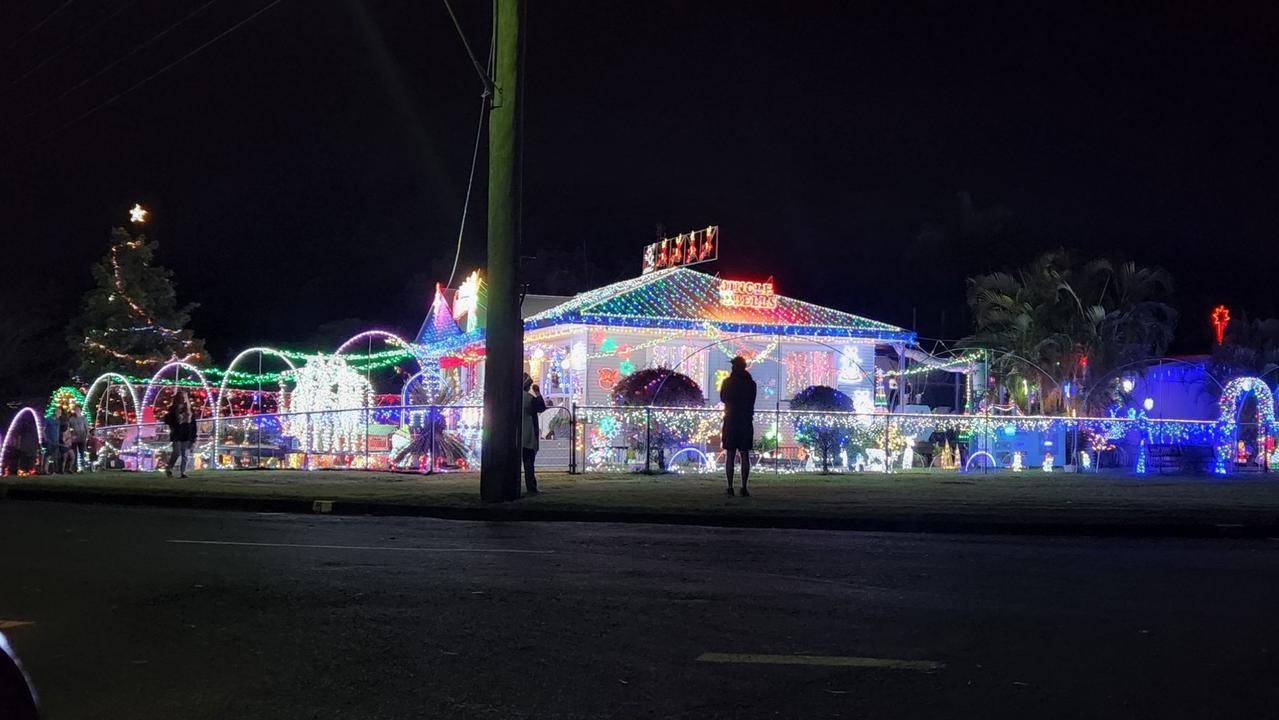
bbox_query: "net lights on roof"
[523,268,914,342]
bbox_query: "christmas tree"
[68,226,207,379]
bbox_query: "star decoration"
[129,203,148,223]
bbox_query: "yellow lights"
[129,203,148,223]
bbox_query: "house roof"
[522,267,915,342]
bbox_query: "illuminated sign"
[718,278,777,310]
[642,226,719,274]
[1211,305,1230,345]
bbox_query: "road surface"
[1,501,1276,718]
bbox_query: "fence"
[73,402,1248,476]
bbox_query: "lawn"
[7,467,1279,528]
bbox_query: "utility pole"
[480,0,522,502]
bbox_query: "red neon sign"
[1211,305,1230,345]
[642,226,719,274]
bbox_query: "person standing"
[68,407,89,473]
[163,392,196,478]
[719,356,757,496]
[57,408,72,473]
[521,374,548,496]
[42,409,62,474]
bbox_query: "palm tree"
[963,251,1177,414]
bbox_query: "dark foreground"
[1,502,1277,719]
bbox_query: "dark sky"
[4,0,1278,372]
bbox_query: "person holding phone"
[521,373,548,496]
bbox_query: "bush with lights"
[790,385,855,473]
[611,368,706,471]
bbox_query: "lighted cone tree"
[67,227,207,379]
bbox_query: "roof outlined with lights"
[522,268,915,342]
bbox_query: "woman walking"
[163,392,196,478]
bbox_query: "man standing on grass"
[720,356,757,496]
[522,373,548,496]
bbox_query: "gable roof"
[523,268,915,342]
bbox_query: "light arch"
[142,361,213,416]
[1214,376,1277,474]
[83,372,141,426]
[0,407,44,473]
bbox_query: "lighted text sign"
[718,278,777,310]
[642,226,719,275]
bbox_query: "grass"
[7,467,1279,527]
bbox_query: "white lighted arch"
[401,368,427,408]
[83,372,141,426]
[963,450,999,472]
[335,330,423,372]
[335,330,410,355]
[142,361,213,415]
[215,347,299,419]
[211,347,299,469]
[0,407,44,472]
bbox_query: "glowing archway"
[963,450,998,472]
[210,348,300,469]
[215,347,299,419]
[667,446,715,473]
[0,407,44,474]
[1214,377,1277,474]
[83,373,141,426]
[142,362,213,415]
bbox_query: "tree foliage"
[790,385,854,473]
[67,227,207,379]
[611,367,705,408]
[961,250,1177,413]
[612,368,705,471]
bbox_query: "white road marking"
[166,539,553,554]
[0,620,34,630]
[696,652,942,671]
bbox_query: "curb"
[5,485,1279,539]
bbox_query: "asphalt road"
[1,502,1277,719]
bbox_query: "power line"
[1,0,219,139]
[4,0,75,53]
[4,0,141,94]
[446,7,495,290]
[441,0,492,92]
[23,0,287,149]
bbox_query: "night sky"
[4,0,1277,381]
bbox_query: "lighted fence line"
[72,402,1271,476]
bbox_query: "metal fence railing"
[64,403,1257,476]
